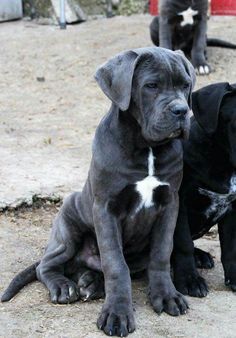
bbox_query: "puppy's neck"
[109,103,149,151]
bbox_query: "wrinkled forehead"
[134,52,191,88]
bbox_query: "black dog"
[150,0,236,75]
[1,47,196,337]
[173,82,236,298]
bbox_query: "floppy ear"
[94,50,140,111]
[174,50,196,107]
[192,82,232,134]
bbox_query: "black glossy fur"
[173,82,236,297]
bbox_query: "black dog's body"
[173,82,236,297]
[2,47,195,337]
[150,0,236,74]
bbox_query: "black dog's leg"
[194,247,214,269]
[191,18,210,74]
[218,210,236,292]
[172,201,208,298]
[36,193,85,304]
[149,193,189,316]
[93,202,135,337]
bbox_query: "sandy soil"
[0,205,236,338]
[0,15,236,209]
[0,14,236,338]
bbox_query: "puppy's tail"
[1,261,40,302]
[207,38,236,49]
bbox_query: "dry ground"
[0,14,236,338]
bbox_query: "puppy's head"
[192,82,236,167]
[95,47,195,144]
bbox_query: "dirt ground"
[0,14,236,338]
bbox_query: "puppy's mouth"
[168,129,183,139]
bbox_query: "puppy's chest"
[109,148,170,220]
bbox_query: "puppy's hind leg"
[37,192,86,304]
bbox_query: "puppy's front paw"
[175,273,208,298]
[195,64,211,75]
[150,289,188,316]
[97,301,135,337]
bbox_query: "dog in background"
[150,0,236,75]
[173,82,236,298]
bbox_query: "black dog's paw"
[78,270,105,301]
[97,302,135,337]
[194,248,214,269]
[175,274,208,298]
[150,289,188,316]
[225,265,236,292]
[49,278,80,304]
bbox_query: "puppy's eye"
[145,83,158,89]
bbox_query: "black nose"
[171,106,188,117]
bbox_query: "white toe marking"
[178,7,198,27]
[199,66,204,74]
[135,148,169,212]
[204,65,210,74]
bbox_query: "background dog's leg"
[150,16,160,46]
[218,211,236,292]
[159,16,172,49]
[148,193,188,316]
[172,201,209,298]
[36,192,84,304]
[93,202,135,337]
[191,19,210,74]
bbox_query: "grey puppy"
[150,0,236,75]
[2,47,195,337]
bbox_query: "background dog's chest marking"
[135,148,168,212]
[178,7,198,27]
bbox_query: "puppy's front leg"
[93,202,135,337]
[148,193,188,316]
[191,19,210,75]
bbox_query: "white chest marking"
[135,148,169,212]
[178,7,198,27]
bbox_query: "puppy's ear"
[192,82,232,134]
[95,50,140,111]
[174,50,196,107]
